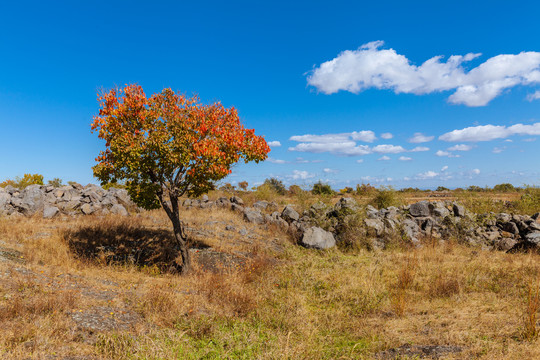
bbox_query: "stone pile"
[183,196,540,252]
[0,184,137,218]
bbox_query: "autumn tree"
[92,85,270,272]
[238,181,248,191]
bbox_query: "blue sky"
[0,0,539,189]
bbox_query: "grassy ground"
[0,201,539,359]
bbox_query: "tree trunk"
[158,192,191,274]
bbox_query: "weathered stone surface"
[253,201,269,210]
[281,205,299,223]
[230,196,244,206]
[409,201,431,217]
[453,204,466,217]
[110,204,128,216]
[364,218,384,237]
[43,206,59,219]
[81,203,94,215]
[300,227,336,249]
[12,185,45,216]
[243,208,264,224]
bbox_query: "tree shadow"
[64,221,209,272]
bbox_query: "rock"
[43,206,59,219]
[183,199,192,207]
[453,204,466,217]
[281,205,299,223]
[201,194,209,202]
[243,208,264,224]
[231,203,244,213]
[496,213,512,223]
[409,201,431,217]
[495,238,517,251]
[334,197,358,212]
[200,201,215,209]
[300,227,336,249]
[110,204,128,216]
[12,185,44,216]
[525,231,540,244]
[216,197,231,208]
[501,222,519,235]
[432,204,450,218]
[70,182,84,190]
[230,196,244,206]
[364,218,385,237]
[0,191,11,214]
[253,201,269,210]
[81,203,94,215]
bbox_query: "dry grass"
[0,202,539,359]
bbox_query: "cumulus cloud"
[292,170,315,180]
[307,41,540,106]
[492,147,505,153]
[439,122,540,142]
[527,90,540,101]
[410,146,430,152]
[399,156,412,161]
[267,157,288,164]
[356,159,364,163]
[435,150,460,158]
[447,144,473,151]
[267,141,281,147]
[323,168,339,174]
[409,133,435,143]
[472,168,481,175]
[381,132,393,139]
[416,170,439,179]
[441,165,449,171]
[378,156,391,161]
[351,130,377,142]
[372,144,406,153]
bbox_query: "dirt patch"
[376,344,463,359]
[70,306,141,332]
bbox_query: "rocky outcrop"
[0,184,137,218]
[182,195,540,252]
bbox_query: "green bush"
[356,183,376,196]
[493,183,516,192]
[48,178,64,187]
[0,173,44,189]
[312,181,333,195]
[263,178,286,195]
[370,187,403,209]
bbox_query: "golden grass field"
[0,191,539,359]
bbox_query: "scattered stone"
[43,206,60,219]
[409,201,431,217]
[110,204,128,216]
[230,196,244,205]
[281,205,299,223]
[376,344,463,359]
[300,227,336,249]
[243,207,265,224]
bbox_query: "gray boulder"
[230,196,244,206]
[243,208,264,224]
[110,204,128,216]
[43,206,59,219]
[300,227,336,249]
[364,218,385,237]
[281,205,299,223]
[12,185,44,216]
[409,201,431,217]
[253,201,269,210]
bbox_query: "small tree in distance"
[238,181,248,191]
[92,85,270,273]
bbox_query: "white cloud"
[323,168,339,174]
[523,138,537,142]
[492,147,505,153]
[378,155,391,161]
[307,40,540,106]
[441,165,449,172]
[356,159,364,163]
[527,90,540,101]
[292,170,315,180]
[381,132,393,139]
[439,122,540,142]
[351,130,377,142]
[435,150,460,158]
[267,157,288,164]
[472,168,481,175]
[399,156,412,161]
[295,157,323,163]
[267,141,281,147]
[416,170,439,179]
[372,144,406,154]
[447,144,473,151]
[410,146,430,152]
[409,133,435,143]
[288,141,371,156]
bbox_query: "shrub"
[312,181,333,195]
[218,183,235,192]
[356,183,376,196]
[0,173,44,189]
[263,178,286,195]
[370,187,403,209]
[436,186,450,191]
[47,178,63,187]
[288,184,303,195]
[238,181,248,191]
[493,183,516,192]
[340,187,354,194]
